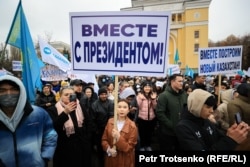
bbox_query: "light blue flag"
[184,65,194,78]
[174,49,180,64]
[184,65,189,76]
[169,68,172,76]
[6,0,44,104]
[189,68,194,78]
[237,70,244,76]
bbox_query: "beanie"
[141,81,152,88]
[204,96,216,107]
[237,83,250,97]
[98,87,108,96]
[70,79,83,86]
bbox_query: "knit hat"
[87,82,94,86]
[235,74,241,80]
[43,83,52,89]
[188,89,214,117]
[204,96,216,107]
[98,87,108,96]
[141,81,152,88]
[119,87,136,99]
[237,83,250,97]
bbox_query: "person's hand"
[208,114,216,124]
[151,92,157,99]
[226,122,249,144]
[46,103,51,106]
[130,106,137,113]
[112,128,120,141]
[109,147,117,157]
[64,102,77,114]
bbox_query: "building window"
[178,13,182,22]
[194,31,199,38]
[194,43,199,52]
[172,14,176,22]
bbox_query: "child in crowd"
[102,99,138,167]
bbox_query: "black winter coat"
[175,107,238,151]
[35,92,56,110]
[47,104,92,167]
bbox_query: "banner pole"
[112,75,118,150]
[113,75,118,130]
[217,74,221,106]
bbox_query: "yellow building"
[122,0,211,72]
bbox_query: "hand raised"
[227,122,249,144]
[64,102,77,114]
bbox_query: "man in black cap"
[70,79,86,100]
[92,87,114,167]
[228,83,250,126]
[191,73,206,91]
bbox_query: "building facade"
[122,0,211,71]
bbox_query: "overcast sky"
[0,0,249,45]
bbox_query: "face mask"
[0,94,20,107]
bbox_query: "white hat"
[155,81,164,88]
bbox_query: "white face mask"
[0,94,19,107]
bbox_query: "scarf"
[56,100,84,137]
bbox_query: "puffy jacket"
[136,93,157,120]
[0,75,57,167]
[176,108,238,150]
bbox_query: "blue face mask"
[0,94,20,107]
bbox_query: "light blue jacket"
[0,75,58,167]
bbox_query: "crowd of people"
[0,73,250,167]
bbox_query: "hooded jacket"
[0,75,58,167]
[119,87,138,121]
[216,89,236,130]
[228,83,250,126]
[175,89,237,150]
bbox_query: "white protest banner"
[167,64,180,75]
[69,11,170,77]
[198,45,242,75]
[39,37,71,72]
[12,60,22,71]
[41,64,68,81]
